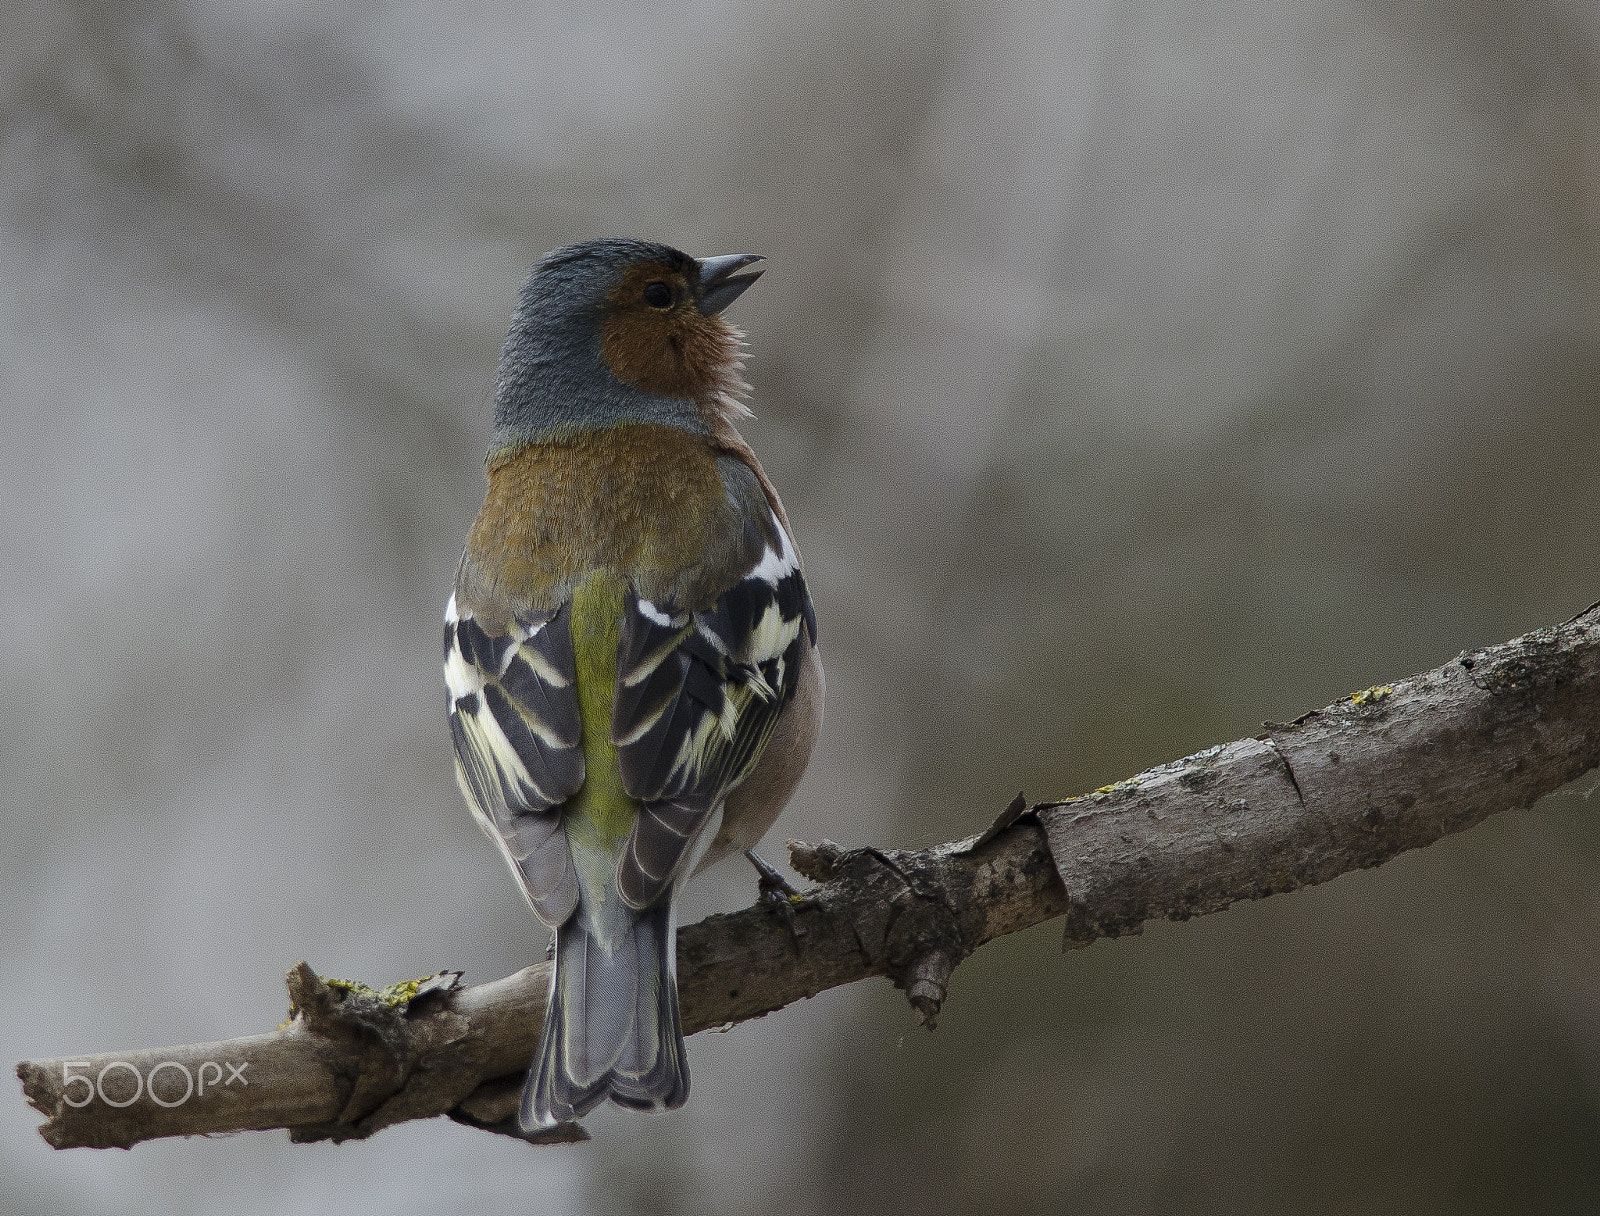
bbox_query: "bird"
[443,239,823,1132]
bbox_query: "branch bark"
[18,605,1600,1150]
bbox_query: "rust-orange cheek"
[599,264,737,399]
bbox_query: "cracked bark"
[17,606,1600,1150]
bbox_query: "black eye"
[642,281,673,309]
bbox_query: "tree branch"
[18,606,1600,1150]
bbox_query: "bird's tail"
[520,899,688,1131]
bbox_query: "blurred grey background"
[4,0,1599,1212]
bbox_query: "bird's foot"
[746,849,803,951]
[746,849,801,900]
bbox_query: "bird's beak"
[696,253,765,315]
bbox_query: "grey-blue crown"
[491,240,702,451]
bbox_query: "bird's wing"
[611,511,817,909]
[445,594,585,927]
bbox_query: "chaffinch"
[444,239,823,1132]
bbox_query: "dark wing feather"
[445,596,584,927]
[612,517,817,910]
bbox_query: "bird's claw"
[746,849,801,901]
[746,849,803,951]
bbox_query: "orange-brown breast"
[457,423,748,629]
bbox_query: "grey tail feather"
[520,901,688,1131]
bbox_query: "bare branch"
[18,607,1600,1150]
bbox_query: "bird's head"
[492,239,764,451]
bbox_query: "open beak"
[696,253,765,315]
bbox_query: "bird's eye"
[642,281,673,309]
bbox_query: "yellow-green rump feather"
[565,571,634,849]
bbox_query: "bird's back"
[457,423,761,628]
